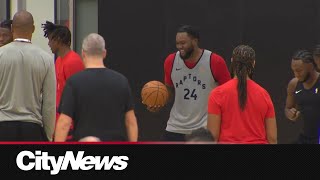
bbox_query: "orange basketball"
[141,80,169,107]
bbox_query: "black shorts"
[0,121,48,141]
[295,134,318,144]
[162,131,186,141]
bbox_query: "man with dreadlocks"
[0,19,13,47]
[207,45,277,144]
[42,21,84,141]
[285,50,320,144]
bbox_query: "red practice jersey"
[208,79,275,144]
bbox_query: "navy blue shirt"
[294,74,320,142]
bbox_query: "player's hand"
[287,108,300,121]
[146,105,163,113]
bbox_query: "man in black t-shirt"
[54,33,138,142]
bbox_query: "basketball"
[141,80,169,108]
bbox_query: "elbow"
[56,116,72,132]
[57,120,71,132]
[125,115,138,129]
[125,111,138,141]
[126,120,138,130]
[207,127,218,141]
[267,136,277,144]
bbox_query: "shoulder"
[109,69,128,80]
[0,43,14,54]
[31,45,53,60]
[252,80,269,93]
[28,44,51,55]
[164,52,177,71]
[210,52,226,63]
[95,68,129,84]
[69,50,82,59]
[212,79,234,93]
[105,69,132,90]
[164,52,176,63]
[65,51,83,63]
[209,80,231,103]
[249,80,273,100]
[288,77,298,86]
[67,70,86,82]
[287,77,298,92]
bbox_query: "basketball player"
[312,45,320,144]
[285,50,320,144]
[158,25,231,141]
[0,19,13,47]
[207,45,277,144]
[54,33,138,142]
[42,21,84,140]
[0,10,56,141]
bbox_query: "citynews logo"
[16,151,129,175]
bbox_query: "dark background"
[98,0,320,143]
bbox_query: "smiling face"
[176,32,197,60]
[0,27,13,47]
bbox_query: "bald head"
[82,33,106,57]
[79,136,101,142]
[12,10,34,35]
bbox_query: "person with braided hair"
[42,21,84,141]
[0,19,13,47]
[285,50,320,144]
[207,45,277,144]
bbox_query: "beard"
[300,72,311,83]
[180,46,194,60]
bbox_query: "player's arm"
[264,91,277,144]
[42,58,56,141]
[165,84,175,104]
[211,54,231,85]
[207,114,221,141]
[265,117,277,144]
[146,54,175,112]
[285,78,300,121]
[54,113,72,142]
[164,53,175,104]
[207,90,221,141]
[54,82,75,142]
[125,81,138,141]
[125,110,138,142]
